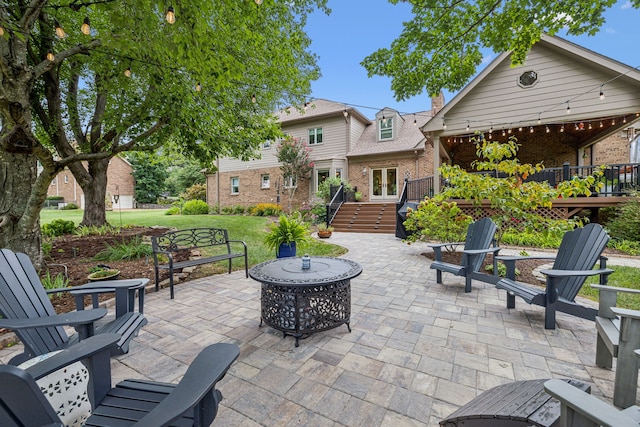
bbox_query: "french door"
[371,168,397,200]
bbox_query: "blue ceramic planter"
[277,242,296,258]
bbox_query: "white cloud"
[621,1,632,9]
[605,27,616,34]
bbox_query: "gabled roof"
[276,98,370,125]
[348,109,431,157]
[422,33,640,135]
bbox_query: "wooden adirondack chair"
[0,248,148,365]
[495,223,613,329]
[430,217,501,293]
[0,334,239,427]
[544,378,640,427]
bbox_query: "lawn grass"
[581,266,640,310]
[40,209,347,272]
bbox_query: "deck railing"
[404,162,640,202]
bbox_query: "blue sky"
[305,0,640,119]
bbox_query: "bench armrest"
[611,307,640,321]
[0,308,107,330]
[227,239,247,248]
[134,343,240,427]
[495,255,556,262]
[543,379,638,427]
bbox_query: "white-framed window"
[379,117,393,140]
[308,127,323,145]
[262,140,272,149]
[231,177,239,194]
[316,169,330,192]
[283,176,297,189]
[261,174,270,189]
[64,175,69,184]
[335,168,343,179]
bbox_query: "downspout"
[216,158,220,207]
[433,135,441,194]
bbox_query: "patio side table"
[249,256,362,347]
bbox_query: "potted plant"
[317,223,334,238]
[87,264,120,281]
[264,214,311,258]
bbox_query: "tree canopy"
[361,0,635,99]
[0,0,329,261]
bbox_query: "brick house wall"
[47,156,135,209]
[207,167,311,211]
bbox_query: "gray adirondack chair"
[544,377,640,427]
[495,223,613,329]
[0,333,239,427]
[0,248,147,365]
[430,217,500,293]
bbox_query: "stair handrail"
[326,184,345,226]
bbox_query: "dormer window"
[379,117,393,140]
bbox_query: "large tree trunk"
[76,158,110,227]
[0,149,43,266]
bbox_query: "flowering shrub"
[251,203,282,216]
[277,136,313,212]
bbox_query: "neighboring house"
[206,98,438,209]
[47,156,136,209]
[421,34,640,193]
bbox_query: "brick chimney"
[431,92,445,115]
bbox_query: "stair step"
[330,202,396,234]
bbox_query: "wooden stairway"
[330,202,396,233]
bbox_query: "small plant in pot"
[317,223,334,238]
[87,264,120,281]
[264,214,311,258]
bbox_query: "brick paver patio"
[1,232,634,426]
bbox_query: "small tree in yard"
[277,137,314,213]
[404,199,472,249]
[406,135,604,244]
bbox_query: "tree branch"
[32,39,102,80]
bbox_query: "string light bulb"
[54,20,66,38]
[195,82,202,92]
[442,119,447,129]
[413,117,417,126]
[560,124,565,132]
[81,17,91,35]
[166,6,176,24]
[537,114,541,124]
[529,126,534,133]
[124,67,131,77]
[588,122,593,130]
[251,94,257,103]
[599,121,604,128]
[611,119,616,125]
[599,86,605,100]
[466,122,470,131]
[545,126,550,133]
[255,0,264,4]
[502,129,506,136]
[0,26,4,36]
[46,52,55,61]
[566,102,571,114]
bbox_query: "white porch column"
[433,135,441,194]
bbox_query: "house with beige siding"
[207,34,640,215]
[207,99,436,209]
[421,34,640,193]
[47,156,135,209]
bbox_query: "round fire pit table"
[249,256,362,347]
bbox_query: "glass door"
[371,168,397,200]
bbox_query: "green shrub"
[233,205,245,215]
[75,225,117,236]
[60,203,79,210]
[42,219,76,237]
[605,198,640,242]
[250,203,282,216]
[316,177,351,202]
[209,204,221,214]
[93,237,153,261]
[180,183,206,201]
[41,271,69,294]
[182,199,209,215]
[221,205,234,215]
[403,198,472,246]
[46,196,64,201]
[165,206,181,215]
